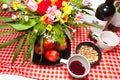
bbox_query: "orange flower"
[60,14,68,24]
[41,15,54,24]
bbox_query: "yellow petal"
[46,24,53,31]
[63,5,72,15]
[62,1,67,6]
[12,1,19,11]
[51,0,58,6]
[60,14,68,24]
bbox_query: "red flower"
[55,0,68,9]
[37,0,68,16]
[37,0,52,16]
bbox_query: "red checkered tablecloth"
[0,12,120,80]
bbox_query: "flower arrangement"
[0,0,95,64]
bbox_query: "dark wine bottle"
[93,0,116,30]
[90,0,116,41]
[107,2,120,32]
[95,0,116,21]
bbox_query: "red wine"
[69,61,85,75]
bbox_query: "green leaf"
[69,0,83,7]
[27,32,37,64]
[12,35,25,64]
[0,24,13,29]
[0,0,10,5]
[75,23,88,27]
[81,10,93,15]
[38,35,44,54]
[53,24,65,44]
[0,17,13,22]
[19,3,26,10]
[34,23,46,36]
[22,34,30,65]
[63,24,73,41]
[11,19,36,30]
[84,21,103,29]
[80,6,94,11]
[29,31,37,44]
[30,45,34,65]
[0,31,17,36]
[0,34,24,48]
[38,35,44,64]
[67,17,74,25]
[27,43,34,65]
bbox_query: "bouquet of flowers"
[0,0,95,64]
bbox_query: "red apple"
[56,40,67,51]
[45,49,60,62]
[43,38,55,49]
[34,43,45,54]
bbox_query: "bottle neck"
[105,0,115,5]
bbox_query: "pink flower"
[25,0,38,12]
[46,6,57,20]
[74,13,84,24]
[82,0,92,7]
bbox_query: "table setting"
[0,0,120,80]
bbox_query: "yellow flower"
[62,1,67,6]
[51,0,58,6]
[46,24,53,31]
[60,14,68,24]
[63,4,72,15]
[12,1,20,11]
[41,14,48,24]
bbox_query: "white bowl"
[60,54,90,78]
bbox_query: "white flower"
[24,16,29,22]
[72,29,76,33]
[2,4,8,9]
[55,10,62,21]
[11,14,17,20]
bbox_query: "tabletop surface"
[0,7,120,80]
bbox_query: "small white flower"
[72,29,76,33]
[24,16,29,22]
[55,10,62,21]
[11,14,17,20]
[34,29,38,33]
[2,4,8,9]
